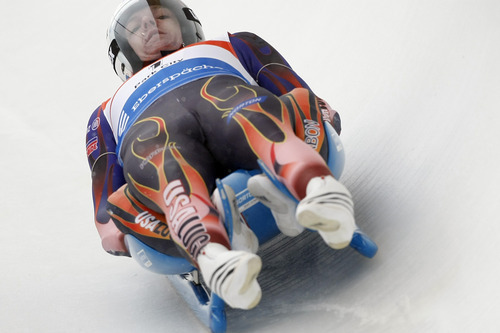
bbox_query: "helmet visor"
[111,0,204,75]
[117,4,183,62]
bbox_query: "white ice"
[1,1,499,332]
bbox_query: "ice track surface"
[1,1,500,332]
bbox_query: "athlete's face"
[126,6,183,61]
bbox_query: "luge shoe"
[197,243,262,309]
[296,176,356,249]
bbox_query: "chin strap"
[160,43,185,57]
[140,45,186,71]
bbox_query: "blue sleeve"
[86,102,126,224]
[229,32,311,96]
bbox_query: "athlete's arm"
[86,101,129,256]
[229,32,310,96]
[230,32,341,134]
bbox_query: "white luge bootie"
[296,175,356,249]
[197,243,262,309]
[248,174,304,237]
[212,184,259,253]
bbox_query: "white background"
[1,0,499,332]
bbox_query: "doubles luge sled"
[124,121,378,332]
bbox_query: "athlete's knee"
[316,97,341,135]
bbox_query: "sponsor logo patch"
[227,96,268,124]
[86,137,98,156]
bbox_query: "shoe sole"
[220,254,262,309]
[239,256,262,309]
[297,208,356,249]
[296,209,342,232]
[233,255,262,294]
[318,230,353,249]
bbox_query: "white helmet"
[107,0,205,81]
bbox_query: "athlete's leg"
[246,87,333,236]
[120,93,230,260]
